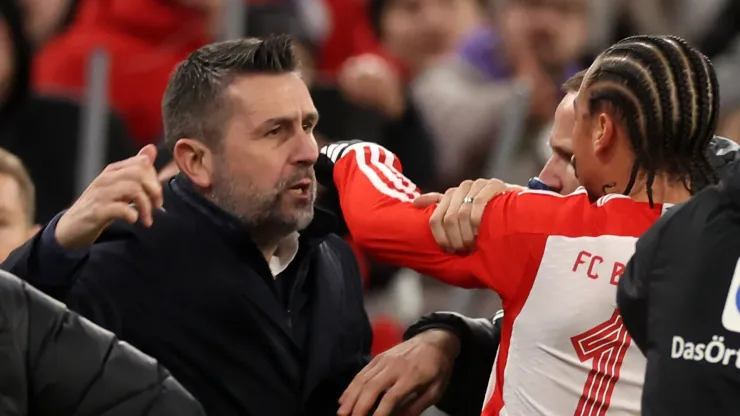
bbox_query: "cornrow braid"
[583,35,720,204]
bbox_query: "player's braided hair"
[583,35,720,203]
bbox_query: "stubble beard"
[207,162,316,247]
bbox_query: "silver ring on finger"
[463,196,475,204]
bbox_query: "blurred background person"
[0,147,37,262]
[0,0,134,223]
[412,0,589,188]
[29,0,217,146]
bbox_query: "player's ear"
[173,138,214,188]
[593,112,616,159]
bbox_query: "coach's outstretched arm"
[0,270,204,415]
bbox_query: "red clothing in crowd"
[317,0,404,79]
[32,0,210,144]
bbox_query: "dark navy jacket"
[2,174,372,416]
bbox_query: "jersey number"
[570,309,631,416]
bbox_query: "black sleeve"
[322,238,373,407]
[617,206,676,354]
[1,213,90,301]
[404,311,503,416]
[63,239,144,336]
[5,271,204,415]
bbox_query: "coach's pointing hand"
[55,145,163,249]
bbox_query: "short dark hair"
[582,35,720,200]
[0,147,34,223]
[562,70,587,93]
[162,34,300,149]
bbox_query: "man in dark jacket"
[3,35,372,415]
[0,268,203,415]
[616,160,740,415]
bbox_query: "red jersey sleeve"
[331,143,602,299]
[332,143,485,288]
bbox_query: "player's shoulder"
[494,187,595,218]
[499,187,590,207]
[488,187,660,237]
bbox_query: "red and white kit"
[328,142,668,415]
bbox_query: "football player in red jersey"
[320,35,721,416]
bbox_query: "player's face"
[208,73,320,234]
[0,174,36,262]
[538,93,579,194]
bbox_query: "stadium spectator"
[0,0,135,223]
[319,35,721,415]
[0,147,38,262]
[31,0,216,145]
[411,0,589,187]
[0,268,204,415]
[15,0,77,46]
[346,0,482,190]
[3,35,372,416]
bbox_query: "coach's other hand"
[55,145,163,249]
[338,329,459,416]
[415,179,524,253]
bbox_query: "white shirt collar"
[268,232,300,278]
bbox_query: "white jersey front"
[483,233,647,416]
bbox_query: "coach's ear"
[173,138,214,188]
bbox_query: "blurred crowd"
[1,0,740,358]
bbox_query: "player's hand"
[422,179,524,253]
[338,329,460,416]
[55,145,163,250]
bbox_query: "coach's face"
[209,73,320,233]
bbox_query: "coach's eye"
[266,126,281,137]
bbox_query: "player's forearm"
[332,145,482,288]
